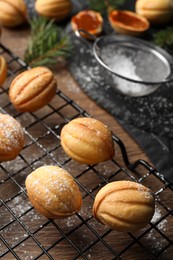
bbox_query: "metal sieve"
[75,30,173,97]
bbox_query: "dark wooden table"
[0,26,172,260]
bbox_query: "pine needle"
[153,26,173,49]
[24,16,73,67]
[88,0,126,14]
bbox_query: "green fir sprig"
[24,16,73,67]
[88,0,126,14]
[153,26,173,50]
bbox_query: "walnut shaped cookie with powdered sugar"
[0,113,24,161]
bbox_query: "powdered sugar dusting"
[102,49,159,96]
[26,166,81,214]
[146,206,168,252]
[151,206,167,230]
[0,114,24,153]
[104,52,142,81]
[137,183,153,200]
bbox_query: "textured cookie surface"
[35,0,72,21]
[25,165,82,219]
[135,0,173,24]
[0,0,27,27]
[0,113,24,161]
[93,180,155,232]
[61,117,115,164]
[0,55,7,86]
[9,66,57,112]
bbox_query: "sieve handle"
[74,29,97,49]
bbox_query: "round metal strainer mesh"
[93,35,173,84]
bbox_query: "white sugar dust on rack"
[145,206,168,253]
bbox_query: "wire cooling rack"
[0,43,173,260]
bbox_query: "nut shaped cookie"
[0,113,24,161]
[0,55,7,86]
[92,180,155,232]
[0,0,27,27]
[60,117,115,164]
[9,66,57,112]
[35,0,72,21]
[25,165,82,219]
[135,0,173,24]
